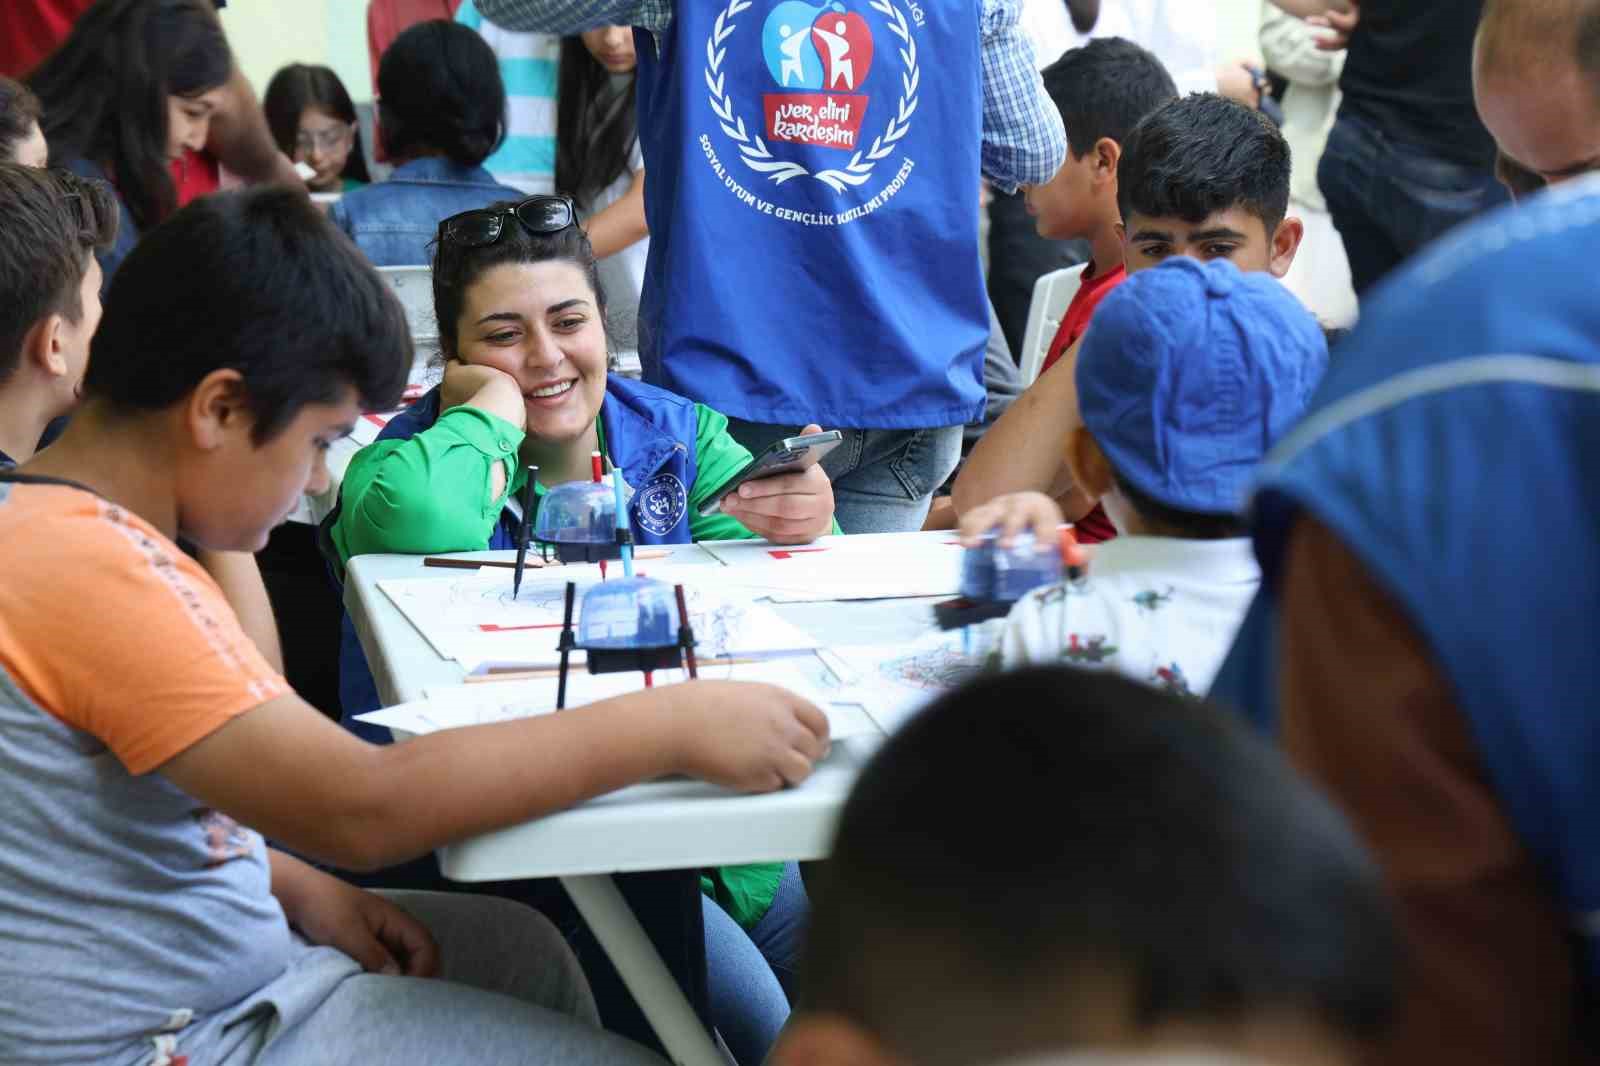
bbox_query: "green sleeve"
[685,405,843,541]
[330,406,526,569]
[686,404,762,542]
[701,862,786,930]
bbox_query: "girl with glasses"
[263,63,370,195]
[326,197,838,1065]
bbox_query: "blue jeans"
[703,862,808,1065]
[1318,111,1508,297]
[724,420,964,534]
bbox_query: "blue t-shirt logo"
[633,472,688,536]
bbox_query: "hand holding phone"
[707,426,840,544]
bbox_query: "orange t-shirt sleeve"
[0,488,288,775]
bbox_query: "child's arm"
[206,64,304,191]
[957,491,1067,549]
[952,341,1083,517]
[160,680,830,873]
[195,550,284,673]
[1266,0,1341,16]
[332,366,528,565]
[584,169,648,261]
[269,848,439,976]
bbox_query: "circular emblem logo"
[702,0,922,213]
[632,472,688,537]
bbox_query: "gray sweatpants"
[187,891,665,1066]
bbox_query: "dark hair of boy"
[0,166,119,384]
[1041,37,1178,159]
[0,77,42,161]
[84,186,409,442]
[1117,93,1292,235]
[377,20,506,169]
[1111,469,1247,539]
[262,63,372,184]
[801,667,1399,1066]
[555,36,638,209]
[432,200,608,362]
[27,0,233,231]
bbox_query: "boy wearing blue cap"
[955,94,1304,533]
[987,257,1327,694]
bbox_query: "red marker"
[592,450,608,581]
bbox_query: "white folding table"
[344,541,947,1065]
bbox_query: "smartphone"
[698,430,844,516]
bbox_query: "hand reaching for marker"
[958,490,1092,570]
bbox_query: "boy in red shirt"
[1014,38,1177,541]
[957,95,1306,543]
[1027,38,1178,377]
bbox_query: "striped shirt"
[455,0,562,195]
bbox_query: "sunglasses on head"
[437,195,578,248]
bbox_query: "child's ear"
[186,368,252,450]
[20,314,70,379]
[1066,426,1115,501]
[769,1013,901,1066]
[1092,136,1122,186]
[1268,215,1305,278]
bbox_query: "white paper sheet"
[378,562,820,669]
[823,631,986,734]
[354,655,882,742]
[697,533,966,602]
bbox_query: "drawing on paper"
[878,645,979,691]
[382,569,819,666]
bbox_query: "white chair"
[377,265,444,394]
[1018,262,1088,387]
[377,265,439,349]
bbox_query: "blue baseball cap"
[1075,257,1328,515]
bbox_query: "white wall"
[1220,0,1266,62]
[221,0,371,104]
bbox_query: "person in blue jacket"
[470,0,1068,535]
[326,194,836,1065]
[1209,181,1600,1062]
[330,20,526,267]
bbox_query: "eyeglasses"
[438,196,578,248]
[294,123,355,154]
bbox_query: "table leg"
[560,873,727,1066]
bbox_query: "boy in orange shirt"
[0,186,826,1066]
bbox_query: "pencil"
[463,655,765,684]
[425,549,672,571]
[591,451,607,581]
[513,465,537,598]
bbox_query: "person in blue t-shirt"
[469,0,1068,535]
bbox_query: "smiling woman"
[26,0,233,284]
[323,196,841,1064]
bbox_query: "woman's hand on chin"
[440,360,527,430]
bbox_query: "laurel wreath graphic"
[705,0,920,194]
